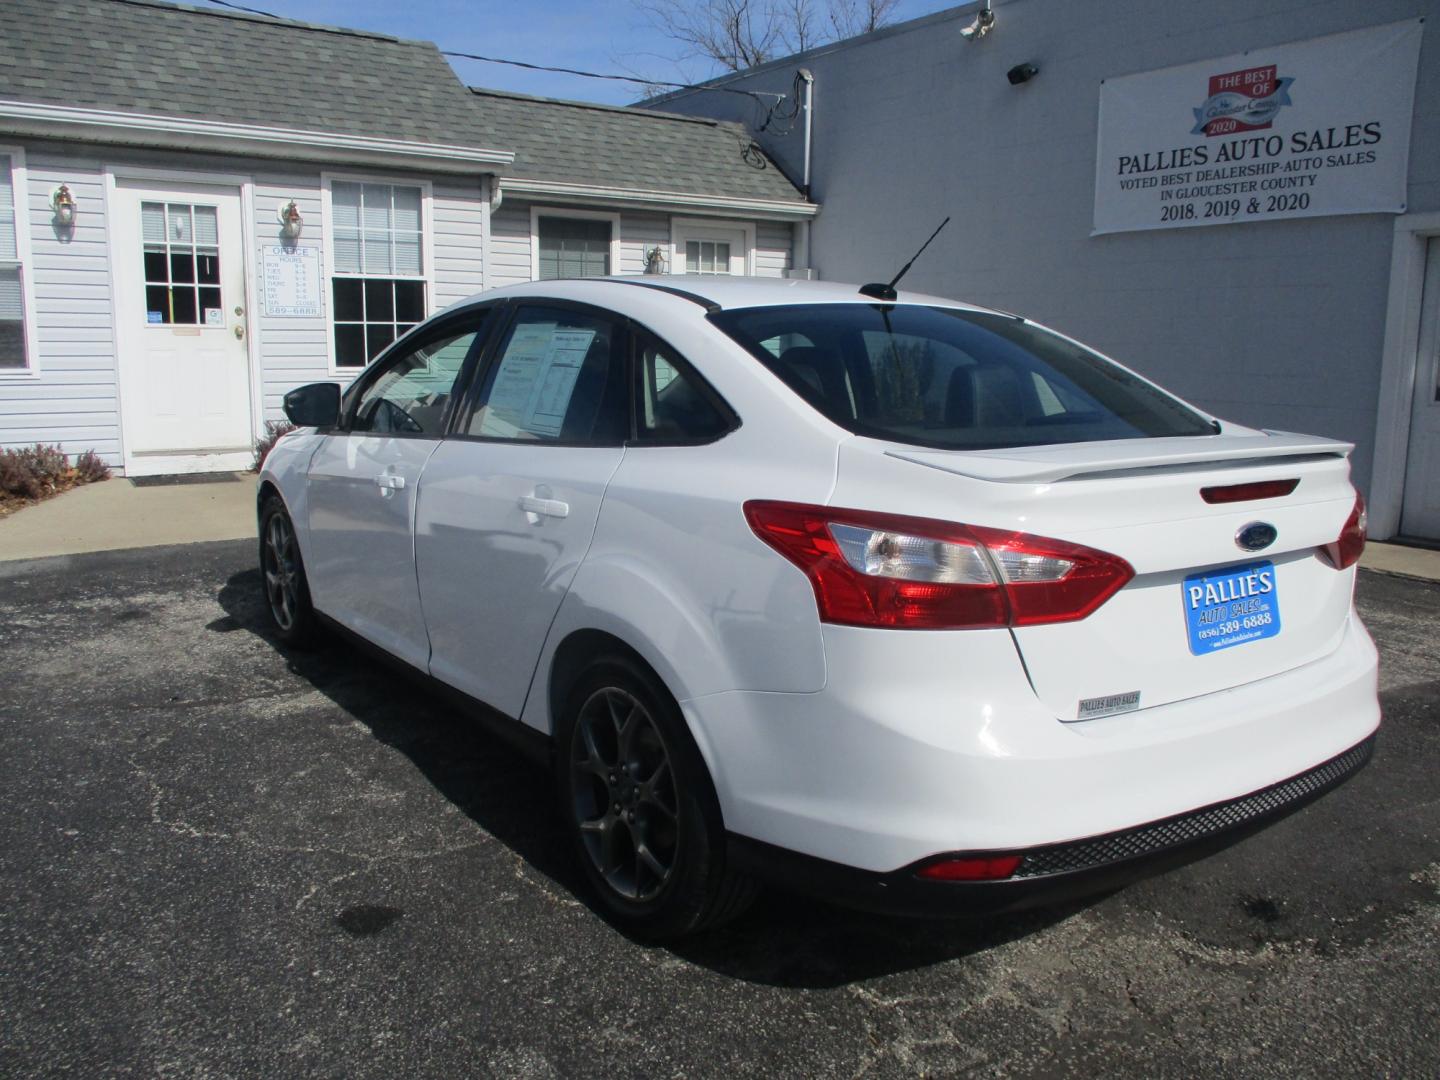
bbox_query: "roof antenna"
[859,216,950,302]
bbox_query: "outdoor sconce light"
[50,185,77,227]
[644,246,667,275]
[277,199,303,239]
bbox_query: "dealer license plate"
[1182,560,1281,655]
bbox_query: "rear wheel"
[259,495,319,648]
[557,657,756,939]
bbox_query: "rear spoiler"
[886,433,1353,484]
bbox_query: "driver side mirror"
[283,382,341,428]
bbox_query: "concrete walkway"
[0,475,256,562]
[2,472,1439,582]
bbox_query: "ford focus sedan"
[259,277,1377,938]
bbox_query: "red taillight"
[743,501,1134,630]
[1200,478,1299,504]
[916,855,1022,881]
[1321,492,1367,570]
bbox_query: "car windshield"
[709,304,1216,451]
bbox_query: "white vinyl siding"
[0,138,792,468]
[0,150,118,463]
[754,221,794,277]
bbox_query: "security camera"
[1007,62,1038,85]
[959,8,995,41]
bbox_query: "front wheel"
[259,495,320,648]
[556,657,756,939]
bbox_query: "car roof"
[481,276,993,314]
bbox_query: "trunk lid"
[835,432,1361,720]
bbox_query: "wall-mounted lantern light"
[644,246,667,275]
[50,184,77,227]
[277,199,303,239]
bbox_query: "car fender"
[258,430,326,562]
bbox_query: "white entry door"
[1401,238,1440,539]
[112,179,252,473]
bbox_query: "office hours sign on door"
[1093,19,1423,235]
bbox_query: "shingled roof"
[0,0,808,205]
[466,89,807,204]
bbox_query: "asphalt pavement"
[0,540,1435,1078]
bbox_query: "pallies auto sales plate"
[1183,560,1281,655]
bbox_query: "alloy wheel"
[570,686,680,902]
[263,512,300,632]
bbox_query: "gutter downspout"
[794,68,815,279]
[483,174,502,289]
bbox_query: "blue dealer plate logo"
[1183,560,1281,655]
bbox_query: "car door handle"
[375,474,407,491]
[519,494,569,519]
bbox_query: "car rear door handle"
[375,474,406,491]
[519,494,569,519]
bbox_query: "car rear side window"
[711,304,1215,450]
[632,331,733,444]
[466,306,627,444]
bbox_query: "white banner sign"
[262,245,322,318]
[1093,20,1423,235]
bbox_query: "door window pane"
[634,332,732,442]
[685,239,732,275]
[468,307,625,442]
[351,324,485,435]
[536,217,611,280]
[140,200,222,326]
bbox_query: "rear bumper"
[687,612,1380,872]
[727,735,1374,917]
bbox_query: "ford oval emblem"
[1236,522,1278,552]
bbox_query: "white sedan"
[259,277,1378,938]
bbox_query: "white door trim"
[103,165,260,475]
[1371,210,1440,540]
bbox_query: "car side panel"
[518,433,839,736]
[416,440,626,720]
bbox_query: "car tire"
[556,655,757,939]
[258,495,321,649]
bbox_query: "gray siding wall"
[653,0,1440,493]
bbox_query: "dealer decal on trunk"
[1183,560,1282,655]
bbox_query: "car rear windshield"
[709,304,1216,450]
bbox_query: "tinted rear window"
[710,304,1215,450]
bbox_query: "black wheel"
[557,656,756,939]
[259,495,320,648]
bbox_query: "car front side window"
[348,319,487,436]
